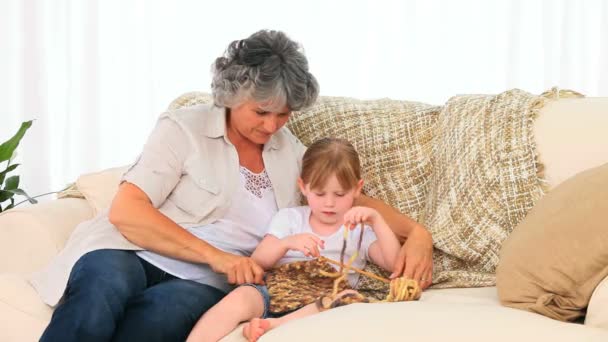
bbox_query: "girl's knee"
[227,286,266,316]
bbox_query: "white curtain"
[1,0,607,198]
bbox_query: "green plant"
[0,121,37,212]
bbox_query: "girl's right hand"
[210,251,265,285]
[282,233,325,257]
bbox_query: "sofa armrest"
[0,273,52,342]
[0,198,94,274]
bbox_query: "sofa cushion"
[422,89,546,288]
[0,274,51,341]
[496,162,608,321]
[534,97,608,189]
[0,198,94,274]
[586,275,608,329]
[220,287,608,342]
[75,166,129,215]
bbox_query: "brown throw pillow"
[496,162,608,321]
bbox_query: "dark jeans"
[40,249,226,342]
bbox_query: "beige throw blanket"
[421,89,547,288]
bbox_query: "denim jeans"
[40,249,227,342]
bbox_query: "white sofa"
[1,95,608,341]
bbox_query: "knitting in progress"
[266,224,421,315]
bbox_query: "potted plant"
[0,121,37,212]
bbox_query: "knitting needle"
[319,256,390,283]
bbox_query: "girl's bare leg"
[187,286,265,342]
[242,289,362,342]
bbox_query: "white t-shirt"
[137,167,278,293]
[267,206,377,288]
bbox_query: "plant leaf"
[0,120,33,163]
[9,150,18,165]
[9,188,38,204]
[4,175,19,191]
[0,163,19,185]
[0,190,14,202]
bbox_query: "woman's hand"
[390,225,434,289]
[210,251,265,285]
[343,206,381,228]
[282,233,325,257]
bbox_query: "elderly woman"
[33,30,433,341]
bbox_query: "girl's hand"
[343,206,380,229]
[282,233,325,257]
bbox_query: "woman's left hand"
[390,225,434,289]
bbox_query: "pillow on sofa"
[496,162,608,321]
[287,96,441,222]
[75,166,129,215]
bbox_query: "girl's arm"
[344,206,401,272]
[355,195,433,288]
[251,235,290,270]
[366,216,401,272]
[252,233,325,270]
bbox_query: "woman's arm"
[109,182,264,284]
[355,195,423,240]
[355,194,434,289]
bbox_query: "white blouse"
[136,167,278,293]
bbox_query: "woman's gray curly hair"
[211,30,319,112]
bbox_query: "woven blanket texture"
[421,89,546,288]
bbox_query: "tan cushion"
[422,89,545,288]
[287,96,441,222]
[0,274,51,342]
[586,275,608,329]
[534,97,608,189]
[75,166,129,215]
[497,162,608,321]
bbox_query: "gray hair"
[211,30,319,112]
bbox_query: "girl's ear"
[354,179,364,197]
[297,177,307,195]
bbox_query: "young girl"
[187,137,401,342]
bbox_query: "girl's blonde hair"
[301,138,361,191]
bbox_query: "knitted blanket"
[359,89,548,294]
